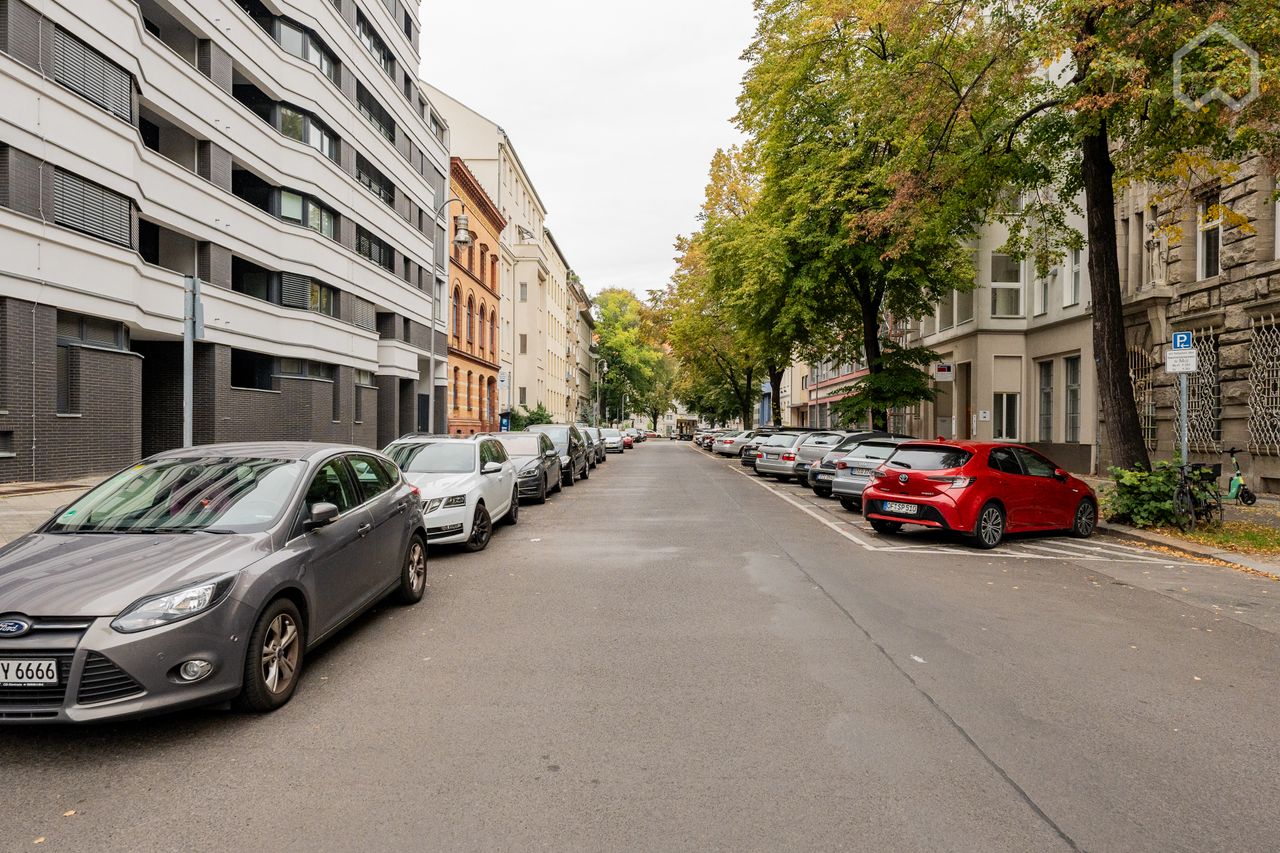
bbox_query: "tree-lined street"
[4,442,1276,852]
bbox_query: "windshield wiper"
[888,460,912,469]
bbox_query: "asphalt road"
[2,442,1278,852]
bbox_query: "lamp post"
[422,198,473,434]
[595,358,608,425]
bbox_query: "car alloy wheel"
[235,598,305,713]
[465,504,493,552]
[261,612,301,695]
[505,489,520,525]
[1072,500,1097,538]
[975,503,1005,550]
[536,478,548,504]
[395,535,427,604]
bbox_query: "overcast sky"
[419,1,757,298]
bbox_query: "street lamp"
[595,359,608,425]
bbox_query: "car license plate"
[856,467,875,475]
[763,453,777,460]
[817,473,833,481]
[883,501,917,515]
[0,659,59,687]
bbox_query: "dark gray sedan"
[0,443,426,724]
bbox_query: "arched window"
[478,304,486,355]
[489,313,496,357]
[452,367,459,410]
[467,242,474,272]
[479,245,489,284]
[466,296,475,344]
[466,371,473,411]
[451,286,461,340]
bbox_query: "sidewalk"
[0,479,96,547]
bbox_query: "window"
[518,386,527,406]
[1199,193,1221,280]
[232,257,276,302]
[278,106,306,143]
[938,290,954,331]
[1067,248,1083,306]
[1033,272,1048,316]
[356,11,394,77]
[52,169,132,247]
[519,333,527,355]
[519,282,527,302]
[56,345,77,414]
[1012,448,1057,478]
[988,448,1022,475]
[277,20,338,84]
[356,226,394,271]
[52,27,133,122]
[231,349,275,391]
[466,297,475,343]
[478,306,487,354]
[278,105,337,161]
[354,370,371,423]
[1038,361,1053,443]
[490,314,496,357]
[355,82,395,142]
[990,253,1022,317]
[310,282,337,317]
[452,367,460,409]
[451,287,460,338]
[348,455,394,502]
[305,461,357,514]
[57,311,127,350]
[307,200,335,239]
[956,288,974,324]
[1065,356,1081,443]
[356,154,395,207]
[280,191,304,223]
[993,393,1019,440]
[435,278,445,322]
[466,371,473,411]
[403,10,413,38]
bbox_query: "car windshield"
[762,434,801,447]
[602,429,622,438]
[499,436,544,457]
[531,426,570,451]
[47,457,305,534]
[886,446,973,470]
[850,442,901,460]
[396,443,477,474]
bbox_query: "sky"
[418,1,757,298]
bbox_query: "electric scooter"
[1225,447,1257,506]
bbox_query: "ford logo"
[899,473,909,484]
[0,617,33,638]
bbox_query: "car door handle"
[357,523,372,537]
[395,501,407,514]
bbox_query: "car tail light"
[725,439,735,445]
[927,475,976,490]
[835,460,848,470]
[781,452,796,462]
[409,485,421,497]
[870,470,885,480]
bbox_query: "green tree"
[509,403,553,432]
[593,288,664,424]
[634,354,678,430]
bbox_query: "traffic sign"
[1172,331,1193,350]
[1166,349,1198,374]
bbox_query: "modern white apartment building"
[419,82,594,424]
[0,0,453,482]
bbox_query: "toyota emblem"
[898,473,909,484]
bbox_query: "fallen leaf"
[63,810,75,817]
[1193,676,1202,681]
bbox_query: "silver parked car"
[831,437,914,511]
[752,432,806,480]
[712,430,754,456]
[577,425,607,465]
[600,428,626,453]
[792,431,850,480]
[0,443,426,724]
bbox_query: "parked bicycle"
[1173,448,1257,531]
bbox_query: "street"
[3,441,1278,852]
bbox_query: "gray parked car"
[806,431,913,497]
[792,432,850,480]
[600,428,626,453]
[712,430,755,456]
[832,437,914,512]
[577,425,607,465]
[0,443,426,724]
[752,432,807,480]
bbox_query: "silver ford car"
[0,443,426,724]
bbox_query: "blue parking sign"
[1172,331,1193,350]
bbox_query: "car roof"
[896,439,1029,452]
[150,442,373,462]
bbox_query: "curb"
[1098,521,1280,580]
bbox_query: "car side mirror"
[545,449,558,459]
[1053,468,1068,482]
[305,502,340,530]
[481,461,503,475]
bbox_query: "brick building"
[0,0,454,483]
[446,157,504,435]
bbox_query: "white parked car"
[383,437,518,551]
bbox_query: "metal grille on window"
[1128,345,1159,451]
[350,297,376,331]
[280,273,310,309]
[1187,331,1221,453]
[53,28,132,122]
[52,169,132,246]
[1248,316,1280,456]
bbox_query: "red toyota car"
[860,441,1098,549]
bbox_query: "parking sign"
[1172,331,1193,350]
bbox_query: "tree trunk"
[860,293,887,431]
[1081,123,1150,471]
[768,365,784,426]
[740,367,756,429]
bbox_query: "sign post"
[182,276,204,449]
[1168,332,1196,464]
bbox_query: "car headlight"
[424,498,443,514]
[443,495,467,508]
[111,576,235,634]
[519,468,540,479]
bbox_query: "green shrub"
[1104,463,1181,528]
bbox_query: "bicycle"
[1224,447,1257,506]
[1173,462,1222,532]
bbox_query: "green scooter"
[1225,447,1257,506]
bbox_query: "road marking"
[731,464,879,550]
